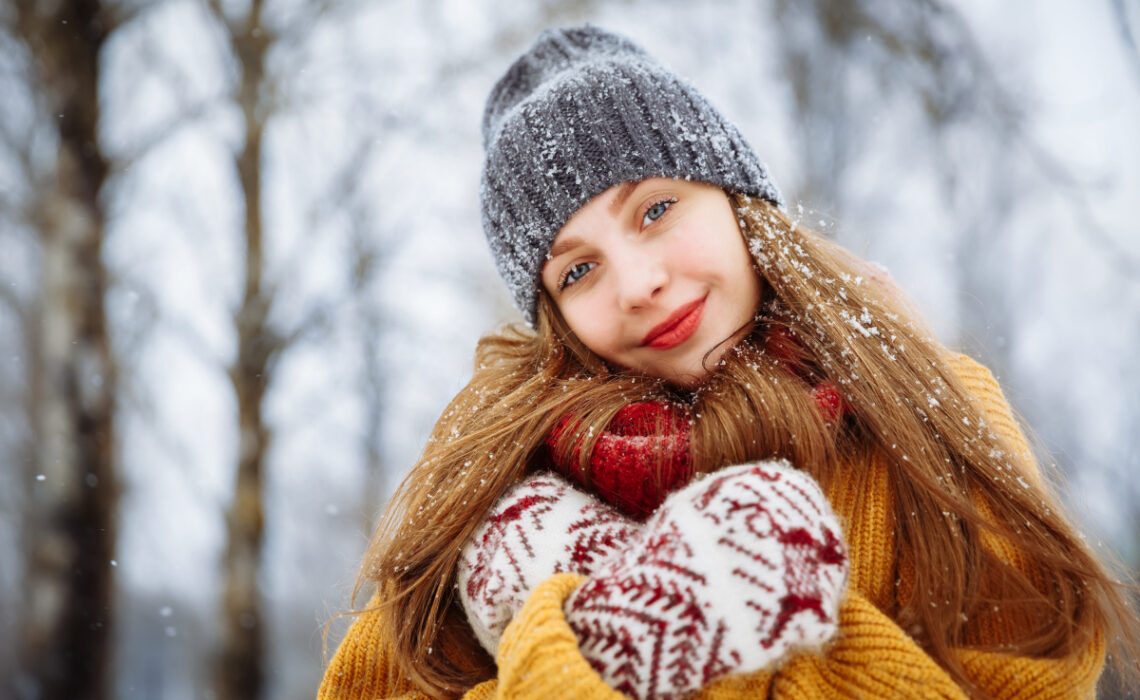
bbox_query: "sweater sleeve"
[316,597,424,700]
[703,594,1103,699]
[491,575,972,699]
[317,578,622,700]
[944,352,1042,485]
[492,574,1102,700]
[491,574,968,698]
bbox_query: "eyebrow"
[548,181,640,261]
[547,233,584,261]
[607,181,639,218]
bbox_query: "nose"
[615,248,668,312]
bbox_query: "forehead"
[543,181,631,259]
[568,181,637,227]
[550,177,700,251]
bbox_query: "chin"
[660,363,713,389]
[622,346,728,388]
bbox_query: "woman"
[319,25,1137,699]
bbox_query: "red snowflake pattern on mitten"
[458,472,641,655]
[565,460,848,700]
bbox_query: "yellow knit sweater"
[318,355,1105,699]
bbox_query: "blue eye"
[642,198,676,227]
[559,261,597,290]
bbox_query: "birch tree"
[6,1,119,698]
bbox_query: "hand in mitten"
[565,460,849,700]
[458,471,641,656]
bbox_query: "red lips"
[641,298,705,349]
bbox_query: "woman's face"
[541,178,762,387]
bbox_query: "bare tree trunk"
[213,1,274,698]
[14,1,118,699]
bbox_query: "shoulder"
[941,351,1041,486]
[318,597,416,700]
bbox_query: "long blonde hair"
[352,193,1138,698]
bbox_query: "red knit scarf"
[545,330,849,519]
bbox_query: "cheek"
[561,299,619,355]
[669,224,753,285]
[666,228,720,273]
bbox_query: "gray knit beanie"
[481,25,782,325]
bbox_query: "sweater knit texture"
[317,354,1105,699]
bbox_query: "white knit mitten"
[458,471,641,655]
[566,460,849,700]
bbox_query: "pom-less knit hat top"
[481,25,782,325]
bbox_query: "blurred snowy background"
[1,0,1137,698]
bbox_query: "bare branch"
[116,362,217,506]
[113,100,223,174]
[1111,0,1140,90]
[274,0,342,48]
[204,0,233,33]
[1019,136,1140,278]
[268,126,398,285]
[0,267,31,322]
[0,41,45,196]
[274,302,334,358]
[105,5,233,168]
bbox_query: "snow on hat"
[480,25,782,325]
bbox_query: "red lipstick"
[642,298,705,349]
